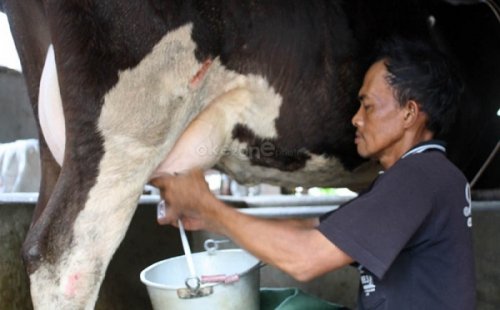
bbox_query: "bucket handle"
[204,239,230,254]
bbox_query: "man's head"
[373,38,463,137]
[352,38,463,168]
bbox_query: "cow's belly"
[216,150,375,189]
[37,25,376,190]
[152,81,377,189]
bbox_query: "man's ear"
[403,100,422,128]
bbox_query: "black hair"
[374,37,464,137]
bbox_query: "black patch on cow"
[232,124,310,171]
[189,0,445,173]
[191,1,373,171]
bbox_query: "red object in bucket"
[201,274,240,284]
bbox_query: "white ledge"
[1,193,498,218]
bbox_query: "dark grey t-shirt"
[318,144,475,310]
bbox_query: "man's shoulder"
[380,151,466,190]
[397,151,463,177]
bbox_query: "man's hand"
[150,169,217,231]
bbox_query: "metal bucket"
[140,249,260,310]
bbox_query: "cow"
[1,0,499,308]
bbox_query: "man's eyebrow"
[358,94,365,102]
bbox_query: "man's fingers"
[157,200,167,219]
[153,168,210,229]
[158,210,179,225]
[179,217,205,231]
[157,200,181,225]
[149,173,176,188]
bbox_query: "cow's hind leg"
[3,0,62,254]
[25,119,196,309]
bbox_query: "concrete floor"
[0,198,499,309]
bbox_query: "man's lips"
[354,132,362,144]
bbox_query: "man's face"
[352,60,407,161]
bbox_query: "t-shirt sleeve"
[317,162,434,279]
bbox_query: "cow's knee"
[21,218,51,274]
[22,238,43,274]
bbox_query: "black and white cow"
[1,0,499,308]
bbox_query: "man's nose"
[352,108,362,128]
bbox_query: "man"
[152,38,475,309]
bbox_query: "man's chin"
[356,147,369,159]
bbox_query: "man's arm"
[152,170,353,282]
[206,197,353,281]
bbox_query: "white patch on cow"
[38,45,65,166]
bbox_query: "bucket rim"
[140,248,261,290]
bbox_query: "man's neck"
[379,130,434,170]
